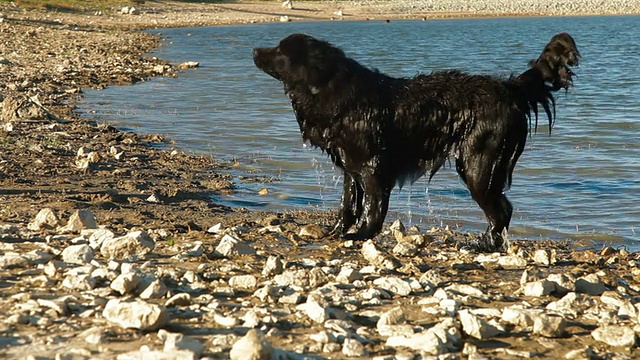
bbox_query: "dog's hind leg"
[343,173,392,240]
[330,173,364,236]
[456,158,513,252]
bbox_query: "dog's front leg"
[330,173,363,236]
[343,173,391,241]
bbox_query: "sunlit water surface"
[76,16,640,249]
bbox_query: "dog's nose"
[252,48,259,58]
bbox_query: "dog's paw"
[459,232,506,253]
[327,220,349,238]
[342,230,375,241]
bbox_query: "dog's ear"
[279,34,344,92]
[303,39,344,90]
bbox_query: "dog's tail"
[515,32,581,133]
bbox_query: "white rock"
[298,224,326,238]
[62,274,96,290]
[229,329,273,360]
[433,288,451,300]
[336,267,362,284]
[59,209,97,233]
[377,324,416,337]
[342,338,367,357]
[103,299,168,331]
[309,331,337,344]
[532,314,566,337]
[121,262,138,274]
[117,347,195,360]
[618,300,638,319]
[501,307,543,327]
[43,260,66,276]
[546,292,595,316]
[243,310,262,328]
[153,64,168,74]
[497,255,527,268]
[88,228,116,250]
[110,272,141,295]
[61,244,94,264]
[392,241,418,257]
[377,307,406,328]
[459,309,503,339]
[101,230,155,260]
[178,61,200,69]
[262,255,284,277]
[27,208,61,231]
[389,219,406,234]
[361,287,392,301]
[446,284,484,297]
[81,327,106,345]
[274,269,309,287]
[575,273,606,295]
[520,268,545,285]
[165,293,191,307]
[182,270,199,283]
[439,298,462,316]
[91,267,118,281]
[600,291,624,308]
[591,325,636,347]
[139,279,168,299]
[146,193,161,203]
[547,273,575,294]
[207,223,222,234]
[87,151,100,163]
[278,292,304,305]
[361,240,401,270]
[253,285,277,302]
[159,329,205,358]
[522,280,556,297]
[386,317,460,355]
[373,276,412,296]
[229,274,258,290]
[565,348,598,359]
[214,234,256,257]
[298,295,329,323]
[532,249,555,266]
[471,308,502,318]
[37,298,69,315]
[474,253,500,264]
[75,157,91,171]
[77,146,91,157]
[214,313,239,328]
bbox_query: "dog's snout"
[252,48,259,59]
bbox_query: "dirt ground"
[1,1,640,359]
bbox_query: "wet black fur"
[253,32,580,251]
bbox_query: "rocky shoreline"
[2,1,640,359]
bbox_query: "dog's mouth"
[253,47,282,80]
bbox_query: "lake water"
[76,16,640,249]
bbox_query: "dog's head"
[540,32,581,67]
[253,33,346,92]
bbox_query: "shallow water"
[76,16,640,249]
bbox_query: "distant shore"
[2,2,640,360]
[2,0,635,31]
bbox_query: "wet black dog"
[253,32,580,251]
